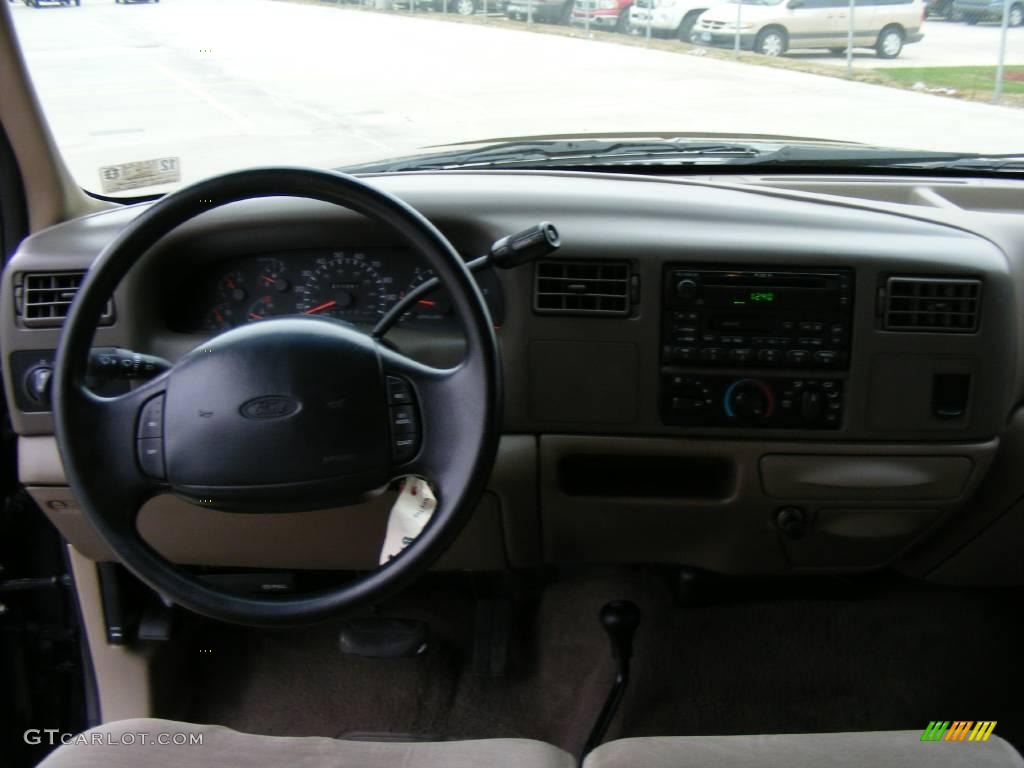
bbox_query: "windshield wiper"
[343,139,1024,174]
[343,139,765,172]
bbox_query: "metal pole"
[585,0,591,35]
[845,0,854,76]
[484,0,488,19]
[994,0,1010,103]
[443,0,448,12]
[646,0,652,44]
[734,0,741,55]
[528,0,533,24]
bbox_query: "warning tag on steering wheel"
[380,477,437,565]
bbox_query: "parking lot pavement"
[790,16,1024,69]
[8,0,1024,194]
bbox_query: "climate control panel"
[662,374,843,429]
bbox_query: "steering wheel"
[52,168,501,626]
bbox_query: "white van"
[693,0,925,58]
[628,0,713,40]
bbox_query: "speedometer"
[295,252,394,323]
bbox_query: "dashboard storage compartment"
[760,455,973,501]
[558,454,733,499]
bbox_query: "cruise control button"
[137,395,164,439]
[390,405,417,434]
[392,436,417,463]
[137,438,166,479]
[386,376,413,405]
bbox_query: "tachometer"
[256,258,290,293]
[295,252,393,323]
[246,295,278,322]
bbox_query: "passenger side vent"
[16,272,113,328]
[534,260,632,316]
[882,276,980,333]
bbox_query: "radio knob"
[676,278,698,301]
[724,379,774,422]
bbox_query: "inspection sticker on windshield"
[99,157,181,194]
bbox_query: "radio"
[662,266,853,370]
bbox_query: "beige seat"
[40,721,1024,768]
[38,718,576,768]
[585,731,1024,768]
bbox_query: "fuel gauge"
[402,266,452,320]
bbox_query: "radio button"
[730,348,753,363]
[671,347,697,363]
[798,321,823,332]
[757,349,779,364]
[786,349,810,365]
[700,348,725,362]
[814,350,839,366]
[676,279,699,301]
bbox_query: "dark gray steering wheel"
[52,168,501,626]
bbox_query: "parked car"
[23,0,80,6]
[570,0,635,31]
[693,0,925,58]
[924,0,956,18]
[953,0,1023,25]
[393,0,506,14]
[628,0,710,39]
[506,0,574,22]
[114,0,160,4]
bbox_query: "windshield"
[8,0,1024,195]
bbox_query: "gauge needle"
[304,300,337,315]
[417,299,437,307]
[261,275,275,285]
[248,312,262,321]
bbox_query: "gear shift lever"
[581,601,642,760]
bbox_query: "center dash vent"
[534,260,632,316]
[882,276,980,333]
[16,272,113,328]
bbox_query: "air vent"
[17,272,113,328]
[534,260,632,316]
[883,277,980,333]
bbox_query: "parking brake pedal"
[581,601,642,762]
[338,617,428,658]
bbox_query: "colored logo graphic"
[921,721,998,742]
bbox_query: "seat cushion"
[585,731,1024,768]
[38,718,575,768]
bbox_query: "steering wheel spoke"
[379,346,489,496]
[58,375,170,532]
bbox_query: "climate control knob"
[724,379,775,422]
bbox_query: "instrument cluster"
[174,248,504,333]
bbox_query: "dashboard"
[4,170,1024,586]
[168,247,505,334]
